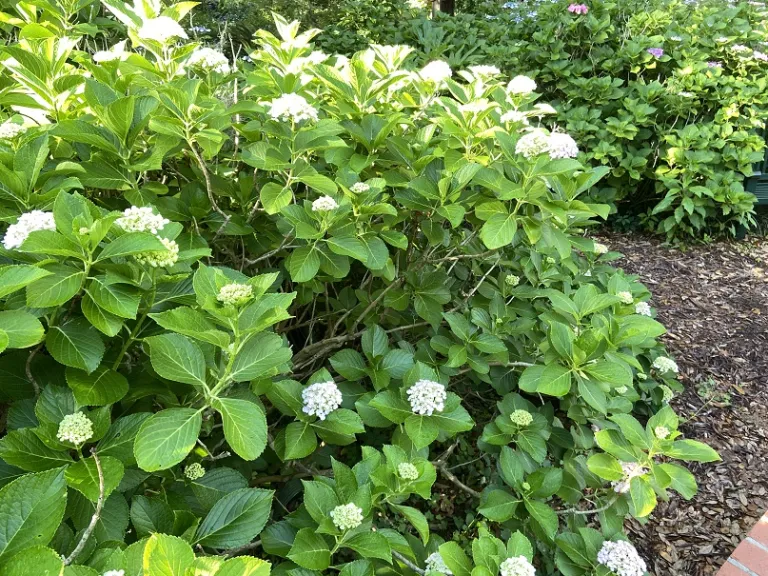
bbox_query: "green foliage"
[0,2,718,575]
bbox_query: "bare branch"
[393,550,426,575]
[224,539,262,558]
[556,494,619,516]
[63,450,105,565]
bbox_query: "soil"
[602,233,768,576]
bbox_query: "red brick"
[731,540,768,574]
[716,560,749,576]
[748,514,768,546]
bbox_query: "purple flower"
[647,48,664,58]
[707,60,722,68]
[567,3,589,14]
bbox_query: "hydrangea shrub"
[0,2,719,575]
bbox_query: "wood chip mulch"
[601,233,768,576]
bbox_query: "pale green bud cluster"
[217,282,253,306]
[135,237,179,268]
[617,291,634,304]
[505,274,520,287]
[398,462,420,480]
[185,463,206,480]
[57,412,93,445]
[654,426,670,440]
[330,503,364,531]
[509,409,533,426]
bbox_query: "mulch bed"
[602,233,768,575]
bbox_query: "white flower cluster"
[2,210,55,250]
[505,274,520,286]
[547,133,579,159]
[398,462,420,480]
[499,556,536,576]
[103,571,125,576]
[135,236,179,268]
[596,540,647,576]
[507,75,537,95]
[188,47,230,74]
[312,195,339,212]
[302,381,343,420]
[138,16,188,43]
[268,93,318,123]
[500,110,529,125]
[57,412,94,445]
[425,552,452,575]
[93,40,128,63]
[635,302,652,316]
[611,461,646,494]
[615,386,628,394]
[185,463,206,480]
[330,503,364,531]
[351,182,370,193]
[652,357,679,374]
[654,426,670,440]
[510,409,533,426]
[407,379,447,416]
[515,130,550,158]
[468,65,501,77]
[0,122,25,139]
[660,384,674,403]
[617,291,634,305]
[217,283,253,306]
[115,206,169,234]
[420,60,453,83]
[284,50,329,74]
[593,242,609,254]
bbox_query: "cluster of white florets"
[500,110,529,125]
[547,133,579,159]
[302,381,343,420]
[268,93,318,123]
[330,503,364,531]
[654,426,670,440]
[115,206,169,234]
[407,380,447,416]
[593,242,609,254]
[0,122,26,139]
[425,552,452,575]
[185,462,206,480]
[596,540,647,576]
[505,274,520,286]
[635,302,652,316]
[311,196,339,212]
[2,210,56,250]
[611,461,647,494]
[509,409,533,426]
[660,384,674,403]
[515,130,550,158]
[398,462,420,480]
[138,16,188,43]
[217,283,253,306]
[468,65,501,77]
[188,47,230,73]
[135,236,179,268]
[617,291,634,305]
[351,182,370,193]
[57,412,94,445]
[103,571,125,576]
[420,60,453,83]
[499,556,536,576]
[652,357,679,374]
[507,75,537,95]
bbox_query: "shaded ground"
[603,233,768,575]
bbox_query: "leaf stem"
[63,449,105,565]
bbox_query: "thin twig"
[393,550,426,575]
[556,494,619,516]
[63,450,105,565]
[25,344,42,397]
[188,141,230,244]
[436,462,482,498]
[224,539,261,558]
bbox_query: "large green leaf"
[65,454,124,502]
[229,332,291,382]
[26,264,83,308]
[194,488,273,549]
[65,366,128,406]
[45,319,104,373]
[143,534,195,576]
[0,429,73,471]
[519,364,571,397]
[145,333,207,387]
[0,311,44,349]
[134,408,202,472]
[213,398,267,461]
[287,528,330,570]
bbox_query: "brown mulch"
[601,233,768,576]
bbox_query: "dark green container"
[746,122,768,204]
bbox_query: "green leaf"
[438,542,472,576]
[260,182,292,215]
[524,499,558,540]
[577,379,606,414]
[213,398,267,461]
[0,468,67,562]
[609,414,650,450]
[658,463,697,500]
[404,415,439,449]
[479,212,516,249]
[217,556,271,576]
[46,319,104,373]
[343,532,392,563]
[149,307,230,348]
[518,364,571,397]
[26,264,83,308]
[86,279,140,319]
[664,440,721,463]
[66,366,128,406]
[0,311,44,349]
[0,265,51,299]
[0,429,73,471]
[143,534,195,576]
[0,545,63,576]
[195,488,273,549]
[391,504,429,543]
[287,246,320,282]
[96,232,166,261]
[229,332,291,382]
[65,454,124,501]
[478,489,519,522]
[629,476,656,518]
[145,334,207,387]
[134,408,202,472]
[586,454,624,481]
[287,528,330,570]
[282,422,317,460]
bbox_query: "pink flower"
[647,47,664,58]
[567,3,589,14]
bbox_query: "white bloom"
[115,206,169,234]
[217,283,253,306]
[407,379,447,416]
[500,110,529,125]
[459,100,493,114]
[593,242,609,254]
[507,75,537,94]
[753,50,768,62]
[311,195,338,212]
[135,237,179,268]
[302,381,343,420]
[57,412,94,445]
[732,44,751,53]
[420,60,453,83]
[426,552,452,575]
[547,132,579,159]
[330,503,364,531]
[138,16,188,43]
[617,291,634,305]
[468,65,501,77]
[93,40,128,63]
[597,540,647,576]
[285,51,329,74]
[611,461,647,494]
[670,35,683,41]
[185,463,205,480]
[0,122,25,139]
[268,93,318,123]
[350,182,370,193]
[499,556,536,576]
[635,302,652,316]
[660,384,674,403]
[505,274,520,286]
[532,103,557,116]
[509,409,533,426]
[398,462,420,480]
[615,386,628,394]
[103,571,125,576]
[2,210,56,249]
[408,0,426,8]
[652,357,679,374]
[654,426,670,440]
[515,130,550,158]
[188,47,230,74]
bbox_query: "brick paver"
[717,513,768,575]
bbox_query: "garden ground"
[603,233,768,575]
